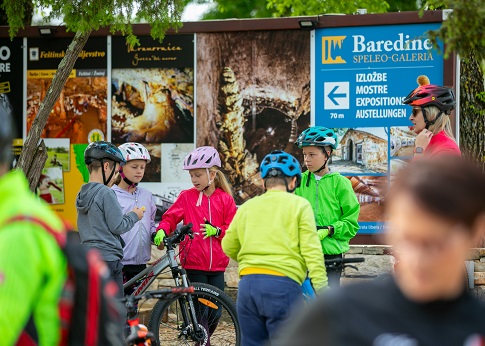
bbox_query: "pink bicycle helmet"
[183,146,221,170]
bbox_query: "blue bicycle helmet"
[260,151,301,192]
[84,141,126,165]
[295,126,338,150]
[260,150,301,179]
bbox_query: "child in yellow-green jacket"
[222,150,327,346]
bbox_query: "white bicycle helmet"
[118,142,151,163]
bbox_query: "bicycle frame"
[123,248,176,296]
[123,226,207,343]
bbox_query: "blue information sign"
[312,23,445,234]
[314,23,443,128]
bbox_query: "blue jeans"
[237,274,303,346]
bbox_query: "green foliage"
[1,0,185,45]
[195,0,395,19]
[472,91,485,116]
[424,0,485,60]
[387,0,418,12]
[266,0,389,16]
[201,0,273,19]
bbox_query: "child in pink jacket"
[153,146,237,292]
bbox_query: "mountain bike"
[123,287,195,346]
[123,223,240,346]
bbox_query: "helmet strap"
[206,168,214,186]
[313,147,331,173]
[201,168,214,191]
[424,109,444,129]
[421,106,432,130]
[284,179,294,193]
[119,166,138,189]
[196,168,213,207]
[100,159,117,186]
[285,176,300,193]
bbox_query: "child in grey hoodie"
[76,141,145,294]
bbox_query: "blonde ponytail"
[210,167,233,197]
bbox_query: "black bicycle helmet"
[0,94,14,165]
[84,141,126,165]
[84,141,125,186]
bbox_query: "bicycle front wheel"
[148,283,240,346]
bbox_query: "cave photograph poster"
[196,31,311,205]
[111,34,195,146]
[26,37,108,144]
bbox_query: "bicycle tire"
[147,283,241,346]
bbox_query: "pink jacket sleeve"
[217,194,237,238]
[156,191,186,235]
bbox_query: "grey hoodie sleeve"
[103,188,139,235]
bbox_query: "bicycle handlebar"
[163,223,194,249]
[325,257,365,265]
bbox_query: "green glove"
[153,231,166,246]
[200,223,221,239]
[317,228,329,240]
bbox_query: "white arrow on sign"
[324,82,349,110]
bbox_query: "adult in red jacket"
[153,146,237,291]
[404,76,461,158]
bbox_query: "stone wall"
[139,245,485,320]
[226,245,485,299]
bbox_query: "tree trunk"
[459,50,485,172]
[27,140,48,192]
[17,30,92,191]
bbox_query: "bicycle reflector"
[198,298,219,309]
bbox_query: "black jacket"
[277,275,485,346]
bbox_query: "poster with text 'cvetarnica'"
[313,23,446,234]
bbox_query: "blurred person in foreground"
[276,156,485,346]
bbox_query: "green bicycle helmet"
[295,126,338,150]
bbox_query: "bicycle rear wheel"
[148,283,240,346]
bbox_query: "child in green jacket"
[295,126,360,287]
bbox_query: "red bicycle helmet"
[403,84,455,113]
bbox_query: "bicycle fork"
[168,253,206,342]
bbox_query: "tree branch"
[17,30,92,185]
